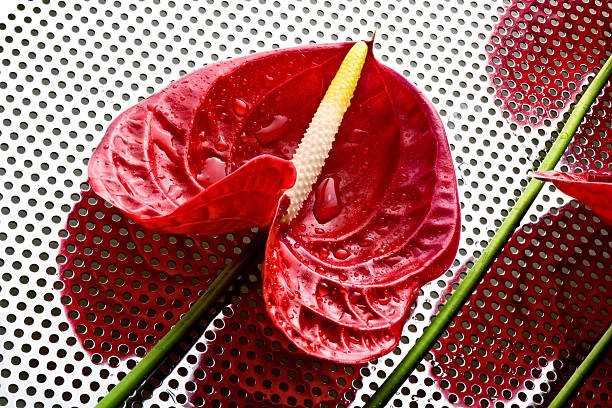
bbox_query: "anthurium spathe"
[532,171,612,224]
[88,41,461,363]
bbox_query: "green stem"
[364,54,612,408]
[95,235,265,408]
[547,324,612,408]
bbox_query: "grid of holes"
[57,188,254,366]
[428,2,612,406]
[144,269,365,408]
[431,198,611,407]
[486,0,612,128]
[0,0,594,407]
[562,78,612,173]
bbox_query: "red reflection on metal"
[57,189,246,364]
[486,0,612,127]
[432,202,611,406]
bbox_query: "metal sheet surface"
[0,1,610,407]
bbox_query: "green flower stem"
[364,54,612,408]
[547,324,612,408]
[94,234,265,408]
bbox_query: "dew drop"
[375,226,388,235]
[196,157,226,188]
[318,282,330,297]
[214,140,229,151]
[255,115,289,145]
[377,290,391,305]
[264,74,274,87]
[359,238,373,247]
[313,177,342,224]
[347,128,368,142]
[233,98,248,116]
[318,247,329,258]
[333,248,350,260]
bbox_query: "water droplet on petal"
[347,128,368,142]
[255,115,289,145]
[378,290,391,305]
[264,75,274,87]
[196,157,226,187]
[359,238,373,247]
[233,98,248,116]
[318,247,329,258]
[333,248,350,260]
[318,282,330,297]
[214,140,229,151]
[313,177,342,224]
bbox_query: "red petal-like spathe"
[263,50,461,363]
[89,42,460,363]
[89,43,371,234]
[532,171,612,224]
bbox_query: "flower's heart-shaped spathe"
[89,42,461,363]
[89,43,367,234]
[532,171,612,224]
[264,55,460,362]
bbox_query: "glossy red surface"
[262,51,460,362]
[178,276,364,408]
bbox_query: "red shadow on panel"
[57,189,363,407]
[432,202,611,407]
[486,0,612,127]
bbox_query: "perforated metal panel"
[0,1,610,407]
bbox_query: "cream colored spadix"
[282,41,368,223]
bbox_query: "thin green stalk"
[95,235,265,408]
[547,324,612,408]
[364,54,612,408]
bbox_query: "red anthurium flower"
[532,171,612,224]
[88,41,461,363]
